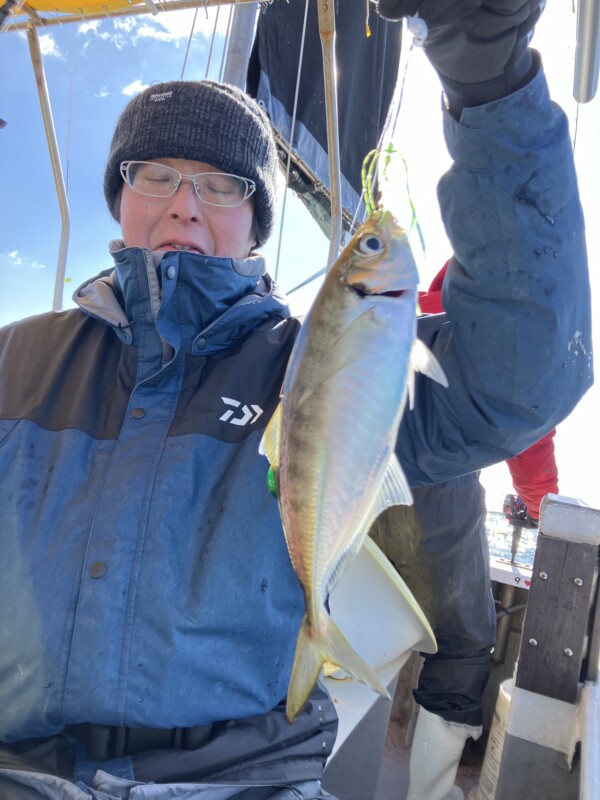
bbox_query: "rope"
[274,0,310,282]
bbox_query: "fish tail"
[286,612,390,722]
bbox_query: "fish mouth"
[352,284,406,298]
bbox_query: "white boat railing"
[478,494,600,800]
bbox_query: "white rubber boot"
[406,707,480,800]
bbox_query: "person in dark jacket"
[371,261,563,800]
[0,1,592,798]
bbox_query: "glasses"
[120,161,256,208]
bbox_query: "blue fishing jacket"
[0,66,592,755]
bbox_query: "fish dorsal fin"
[375,451,413,512]
[363,452,413,537]
[408,339,449,409]
[259,402,282,469]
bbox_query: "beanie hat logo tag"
[150,91,173,102]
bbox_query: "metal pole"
[27,24,70,311]
[492,584,516,665]
[574,0,600,103]
[222,2,258,89]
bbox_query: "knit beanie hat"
[104,80,278,245]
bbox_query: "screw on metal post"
[528,638,538,647]
[574,577,584,586]
[539,571,549,580]
[564,648,574,657]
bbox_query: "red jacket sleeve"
[418,261,449,315]
[506,429,559,520]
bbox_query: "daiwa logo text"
[219,397,263,426]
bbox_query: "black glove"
[503,494,538,529]
[374,1,542,115]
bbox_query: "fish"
[260,206,448,722]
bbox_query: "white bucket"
[328,537,437,672]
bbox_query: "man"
[371,262,562,800]
[0,2,592,798]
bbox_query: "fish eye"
[356,234,385,256]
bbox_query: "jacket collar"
[73,243,290,354]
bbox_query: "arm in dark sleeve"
[506,429,558,520]
[397,61,593,487]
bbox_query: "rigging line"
[286,265,326,296]
[180,8,198,80]
[218,3,234,82]
[273,0,310,283]
[66,63,73,196]
[572,101,580,154]
[205,5,221,79]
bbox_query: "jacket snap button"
[89,561,107,579]
[166,265,177,280]
[197,338,207,350]
[131,407,146,419]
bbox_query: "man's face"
[119,158,257,260]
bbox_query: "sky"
[0,2,598,513]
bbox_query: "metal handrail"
[574,0,600,102]
[27,22,70,311]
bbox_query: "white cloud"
[122,79,149,97]
[95,87,109,98]
[134,23,183,44]
[159,7,234,40]
[1,251,46,270]
[78,20,100,35]
[113,18,137,33]
[69,8,234,54]
[38,34,63,60]
[7,251,22,265]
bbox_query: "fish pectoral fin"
[259,402,282,468]
[410,338,449,388]
[286,613,390,722]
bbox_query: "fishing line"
[380,22,426,254]
[347,20,415,234]
[572,101,580,154]
[180,8,198,80]
[273,0,310,282]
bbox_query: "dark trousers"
[369,472,496,727]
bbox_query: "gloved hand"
[373,1,543,115]
[503,494,538,529]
